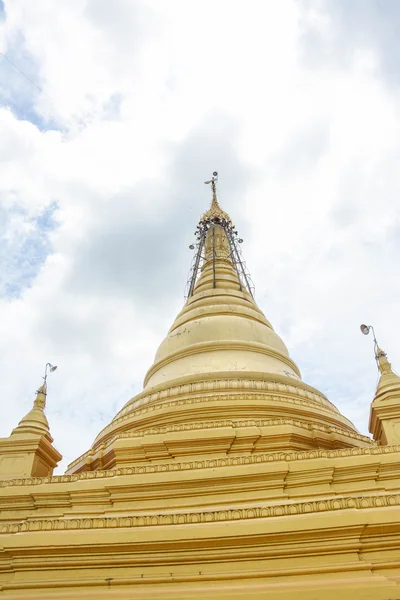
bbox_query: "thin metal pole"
[43,362,51,384]
[211,179,217,203]
[212,224,216,288]
[227,229,253,298]
[188,230,206,297]
[226,228,242,291]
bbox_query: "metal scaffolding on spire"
[185,172,255,299]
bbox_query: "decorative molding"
[2,444,398,489]
[90,385,352,454]
[114,418,371,442]
[1,492,400,535]
[114,377,338,423]
[70,423,364,471]
[67,414,372,472]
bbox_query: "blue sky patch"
[0,30,59,131]
[1,202,58,299]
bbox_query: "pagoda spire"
[0,366,62,479]
[362,326,400,445]
[373,345,400,398]
[202,172,232,224]
[375,345,394,375]
[11,363,58,439]
[371,342,400,406]
[186,172,253,299]
[11,382,51,438]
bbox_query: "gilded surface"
[200,194,232,224]
[1,198,400,599]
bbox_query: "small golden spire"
[11,363,58,438]
[34,382,47,409]
[375,346,393,375]
[360,324,395,376]
[11,381,50,437]
[202,171,232,224]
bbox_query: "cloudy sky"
[1,0,400,472]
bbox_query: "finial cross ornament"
[204,171,218,203]
[201,172,231,224]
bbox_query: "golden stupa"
[1,176,399,599]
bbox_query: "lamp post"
[360,324,386,367]
[43,362,58,385]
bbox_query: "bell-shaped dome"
[144,223,300,390]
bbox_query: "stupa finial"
[202,171,232,225]
[34,381,47,409]
[365,324,400,445]
[360,324,394,375]
[11,362,58,437]
[185,173,254,299]
[11,381,50,437]
[375,346,393,375]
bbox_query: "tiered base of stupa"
[65,372,372,473]
[1,443,400,599]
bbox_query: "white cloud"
[1,0,400,471]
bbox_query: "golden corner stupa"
[1,173,400,600]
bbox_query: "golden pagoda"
[1,175,400,599]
